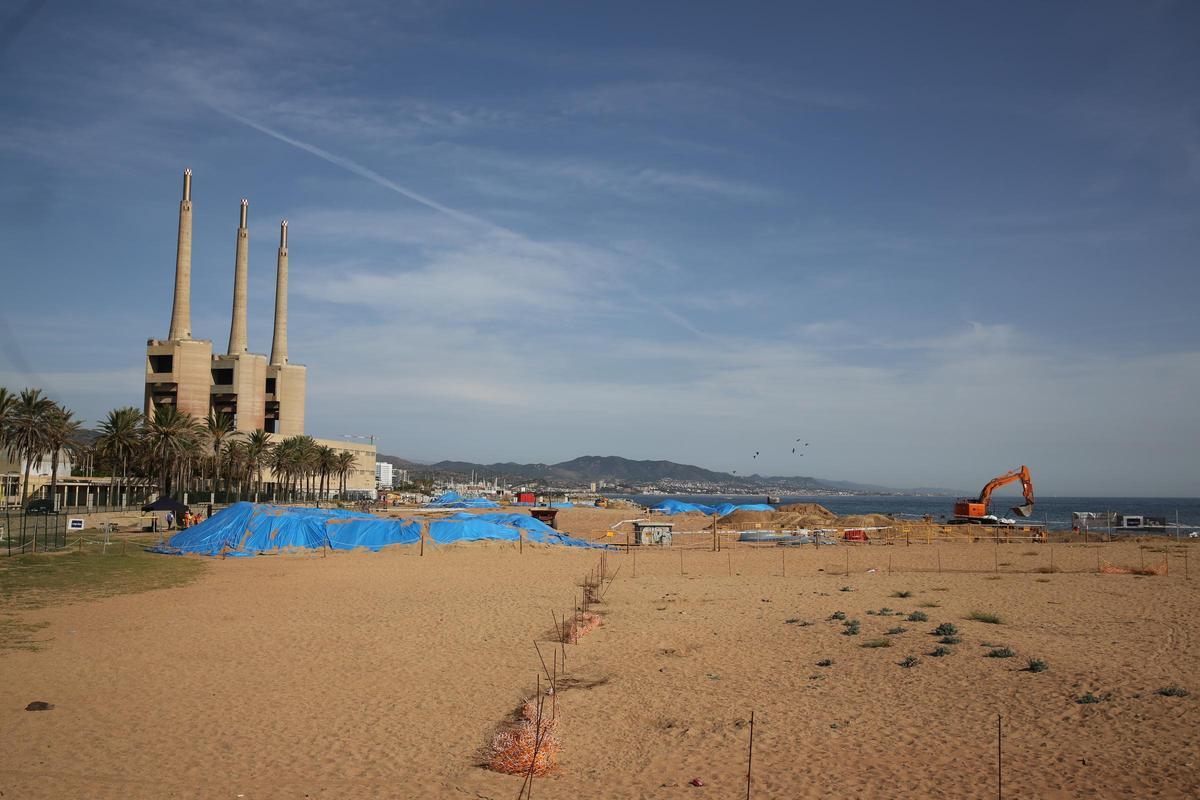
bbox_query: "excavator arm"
[976,465,1035,518]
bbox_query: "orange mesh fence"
[1100,560,1167,576]
[562,611,602,644]
[487,699,560,776]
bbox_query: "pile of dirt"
[835,513,896,528]
[776,503,837,520]
[720,503,894,529]
[719,509,779,526]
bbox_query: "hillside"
[374,453,915,493]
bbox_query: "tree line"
[0,387,361,509]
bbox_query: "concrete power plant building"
[145,170,305,434]
[141,169,373,496]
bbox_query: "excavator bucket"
[1012,503,1034,518]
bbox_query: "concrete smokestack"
[270,220,289,365]
[166,169,193,340]
[227,199,250,355]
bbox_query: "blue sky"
[1,1,1197,495]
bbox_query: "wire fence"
[606,537,1194,580]
[1,508,69,556]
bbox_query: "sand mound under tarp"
[157,503,606,556]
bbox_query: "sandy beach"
[1,534,1197,798]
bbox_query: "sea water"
[609,494,1200,532]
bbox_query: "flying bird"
[753,451,759,458]
[792,448,795,454]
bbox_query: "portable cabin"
[632,520,673,546]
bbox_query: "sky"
[1,1,1197,496]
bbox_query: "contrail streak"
[213,105,515,238]
[213,104,722,342]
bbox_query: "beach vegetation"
[861,638,891,648]
[968,611,1004,624]
[1076,691,1110,704]
[906,611,929,622]
[986,647,1015,659]
[899,655,920,668]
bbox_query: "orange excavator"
[952,466,1034,523]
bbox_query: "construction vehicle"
[952,466,1034,524]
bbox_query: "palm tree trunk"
[50,449,60,512]
[20,457,33,507]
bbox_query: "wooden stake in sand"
[534,640,552,685]
[781,548,785,578]
[559,612,567,669]
[937,548,942,573]
[728,551,732,577]
[997,713,1003,800]
[745,710,756,800]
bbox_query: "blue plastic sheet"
[158,502,419,556]
[428,512,604,549]
[156,502,603,556]
[650,500,775,516]
[425,491,500,509]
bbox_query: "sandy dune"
[2,540,1196,798]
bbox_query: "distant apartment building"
[376,461,394,489]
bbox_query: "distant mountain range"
[377,453,955,496]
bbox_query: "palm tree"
[269,435,300,502]
[5,388,54,506]
[205,410,239,500]
[96,407,143,508]
[43,404,82,511]
[225,439,247,501]
[243,429,274,501]
[316,445,337,502]
[0,387,13,502]
[334,450,357,499]
[143,405,203,498]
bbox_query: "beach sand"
[2,539,1196,798]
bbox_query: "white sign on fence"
[67,518,85,531]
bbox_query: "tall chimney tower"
[270,220,289,365]
[166,169,193,340]
[227,199,250,354]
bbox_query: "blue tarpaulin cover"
[155,502,603,556]
[650,500,776,516]
[425,491,500,509]
[157,502,420,556]
[429,512,602,548]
